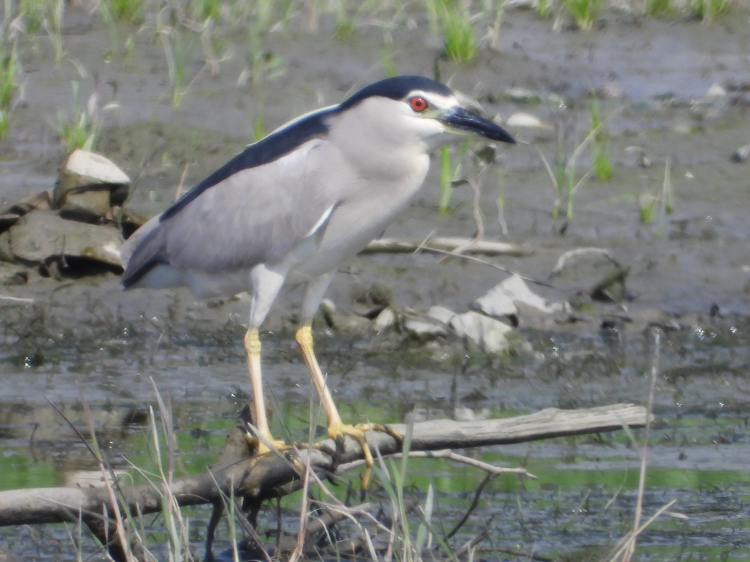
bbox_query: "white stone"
[506,112,550,129]
[426,305,456,324]
[474,274,561,319]
[450,311,513,355]
[62,149,130,185]
[704,83,727,98]
[404,314,451,338]
[373,307,396,330]
[55,149,130,209]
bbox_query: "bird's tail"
[120,215,167,289]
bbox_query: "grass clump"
[57,81,97,151]
[160,28,202,109]
[0,39,20,140]
[538,105,621,220]
[251,112,266,142]
[240,18,284,88]
[536,0,553,17]
[194,0,223,22]
[18,0,50,34]
[640,158,674,236]
[588,97,613,181]
[562,0,602,30]
[541,111,594,220]
[691,0,731,21]
[56,81,115,151]
[334,0,357,40]
[38,0,65,64]
[645,0,673,17]
[438,139,470,214]
[101,0,145,23]
[426,0,477,63]
[380,49,399,78]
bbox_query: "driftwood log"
[0,404,647,529]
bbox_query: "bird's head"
[336,76,515,153]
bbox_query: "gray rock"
[0,231,12,262]
[730,144,750,163]
[0,214,20,232]
[59,189,113,223]
[332,314,372,333]
[0,189,53,217]
[449,311,513,355]
[550,249,627,303]
[589,266,630,303]
[119,206,149,234]
[453,405,490,422]
[54,150,130,216]
[9,211,124,267]
[0,190,54,232]
[0,262,28,285]
[318,298,371,333]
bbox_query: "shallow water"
[1,304,748,560]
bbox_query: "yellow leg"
[244,328,287,454]
[295,323,402,488]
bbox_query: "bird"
[120,75,515,469]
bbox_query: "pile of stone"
[400,274,562,356]
[320,274,565,358]
[322,255,638,358]
[0,150,145,284]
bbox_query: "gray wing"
[122,139,339,287]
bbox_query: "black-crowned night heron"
[121,75,514,467]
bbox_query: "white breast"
[291,151,431,280]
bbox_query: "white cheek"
[411,117,456,151]
[411,115,445,135]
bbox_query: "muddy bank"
[2,10,749,315]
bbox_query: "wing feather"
[122,139,339,288]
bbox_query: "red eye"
[409,96,428,112]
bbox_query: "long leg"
[297,274,401,485]
[245,265,288,454]
[296,273,341,427]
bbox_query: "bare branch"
[338,449,536,480]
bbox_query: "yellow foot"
[245,432,308,477]
[328,422,403,489]
[244,431,289,456]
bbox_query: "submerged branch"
[0,404,648,528]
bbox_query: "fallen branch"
[0,404,648,528]
[0,295,34,304]
[338,449,536,478]
[364,236,533,257]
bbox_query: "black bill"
[439,106,515,144]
